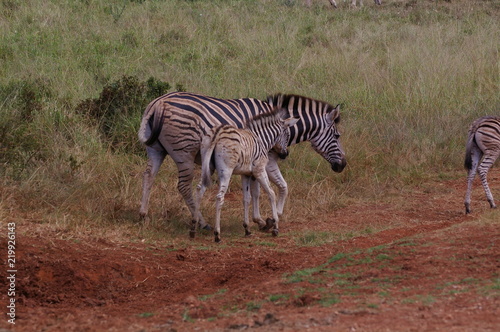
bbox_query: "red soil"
[1,170,499,331]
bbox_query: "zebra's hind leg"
[242,176,252,237]
[140,147,167,224]
[191,181,207,239]
[214,172,231,243]
[478,151,500,210]
[176,161,213,231]
[464,145,481,214]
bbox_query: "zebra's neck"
[245,116,280,150]
[267,94,329,145]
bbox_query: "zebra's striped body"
[138,92,346,228]
[193,108,299,242]
[464,116,500,214]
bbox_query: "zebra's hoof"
[272,229,279,237]
[189,230,196,239]
[260,218,275,232]
[245,231,252,237]
[201,224,213,231]
[215,237,221,243]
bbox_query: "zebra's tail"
[138,99,165,146]
[464,117,487,170]
[464,132,475,170]
[201,135,216,188]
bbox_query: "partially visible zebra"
[305,0,338,8]
[138,92,346,229]
[192,108,299,242]
[305,0,381,8]
[349,0,381,6]
[464,116,500,214]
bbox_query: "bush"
[0,79,53,178]
[75,76,175,154]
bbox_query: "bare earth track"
[1,170,499,331]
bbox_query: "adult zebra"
[464,116,500,214]
[138,92,347,229]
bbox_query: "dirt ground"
[1,170,499,332]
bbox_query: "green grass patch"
[199,288,228,302]
[268,294,290,304]
[137,312,154,318]
[245,301,262,312]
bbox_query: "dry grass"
[0,0,499,241]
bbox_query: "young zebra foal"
[464,116,500,214]
[192,108,299,242]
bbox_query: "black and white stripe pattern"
[266,94,346,172]
[194,108,298,242]
[138,92,346,228]
[464,116,500,214]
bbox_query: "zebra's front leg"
[266,155,288,218]
[256,173,280,237]
[140,147,167,224]
[249,179,270,231]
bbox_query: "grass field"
[1,1,500,330]
[0,0,499,239]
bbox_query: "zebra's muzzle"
[331,158,347,173]
[278,151,289,160]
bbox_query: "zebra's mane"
[243,107,284,130]
[265,93,340,123]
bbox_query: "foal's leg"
[249,180,268,230]
[140,146,167,224]
[214,170,232,243]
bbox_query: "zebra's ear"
[326,104,341,125]
[277,107,289,120]
[284,117,300,128]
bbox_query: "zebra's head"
[273,113,300,159]
[266,94,347,172]
[309,104,347,173]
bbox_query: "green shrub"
[75,76,173,154]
